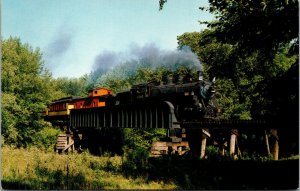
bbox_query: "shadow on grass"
[122,154,299,190]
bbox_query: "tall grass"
[1,146,178,190]
[3,146,298,190]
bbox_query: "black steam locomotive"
[114,71,218,121]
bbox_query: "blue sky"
[3,0,213,78]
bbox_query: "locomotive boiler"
[114,71,218,121]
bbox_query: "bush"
[122,128,166,175]
[123,147,150,173]
[31,127,62,151]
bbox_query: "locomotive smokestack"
[198,71,203,81]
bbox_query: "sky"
[2,0,214,78]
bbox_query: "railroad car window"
[94,91,98,94]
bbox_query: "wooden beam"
[230,129,238,160]
[270,129,279,160]
[200,128,208,159]
[265,130,271,156]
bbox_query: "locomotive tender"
[44,71,219,153]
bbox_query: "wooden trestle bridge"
[53,101,280,160]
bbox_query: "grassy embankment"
[1,146,178,190]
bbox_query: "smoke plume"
[91,43,202,85]
[44,28,73,71]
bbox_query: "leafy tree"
[1,37,61,146]
[1,93,22,144]
[52,75,89,97]
[159,0,168,10]
[204,0,298,58]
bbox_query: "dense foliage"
[204,0,298,57]
[1,38,64,146]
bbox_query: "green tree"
[204,0,298,58]
[205,0,298,118]
[52,75,89,97]
[1,37,60,146]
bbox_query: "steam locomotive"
[44,71,219,153]
[45,71,218,122]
